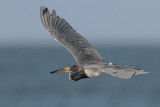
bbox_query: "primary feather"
[40,6,103,64]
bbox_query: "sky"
[0,0,160,47]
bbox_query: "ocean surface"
[0,47,160,107]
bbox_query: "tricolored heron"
[40,6,148,81]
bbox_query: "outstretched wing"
[40,6,103,64]
[102,65,149,79]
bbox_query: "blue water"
[0,47,160,107]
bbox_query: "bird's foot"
[132,66,141,70]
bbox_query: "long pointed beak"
[50,67,71,74]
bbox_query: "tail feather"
[102,65,149,79]
[110,69,149,79]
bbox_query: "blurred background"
[0,0,160,107]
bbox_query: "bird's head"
[50,65,79,74]
[50,65,88,81]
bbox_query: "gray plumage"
[40,6,149,80]
[40,6,102,64]
[84,64,148,79]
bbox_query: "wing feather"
[40,6,103,63]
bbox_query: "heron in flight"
[40,6,148,81]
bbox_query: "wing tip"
[43,7,49,15]
[40,6,56,15]
[40,6,49,15]
[52,9,56,15]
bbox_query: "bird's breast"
[84,68,105,77]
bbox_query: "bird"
[40,6,149,82]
